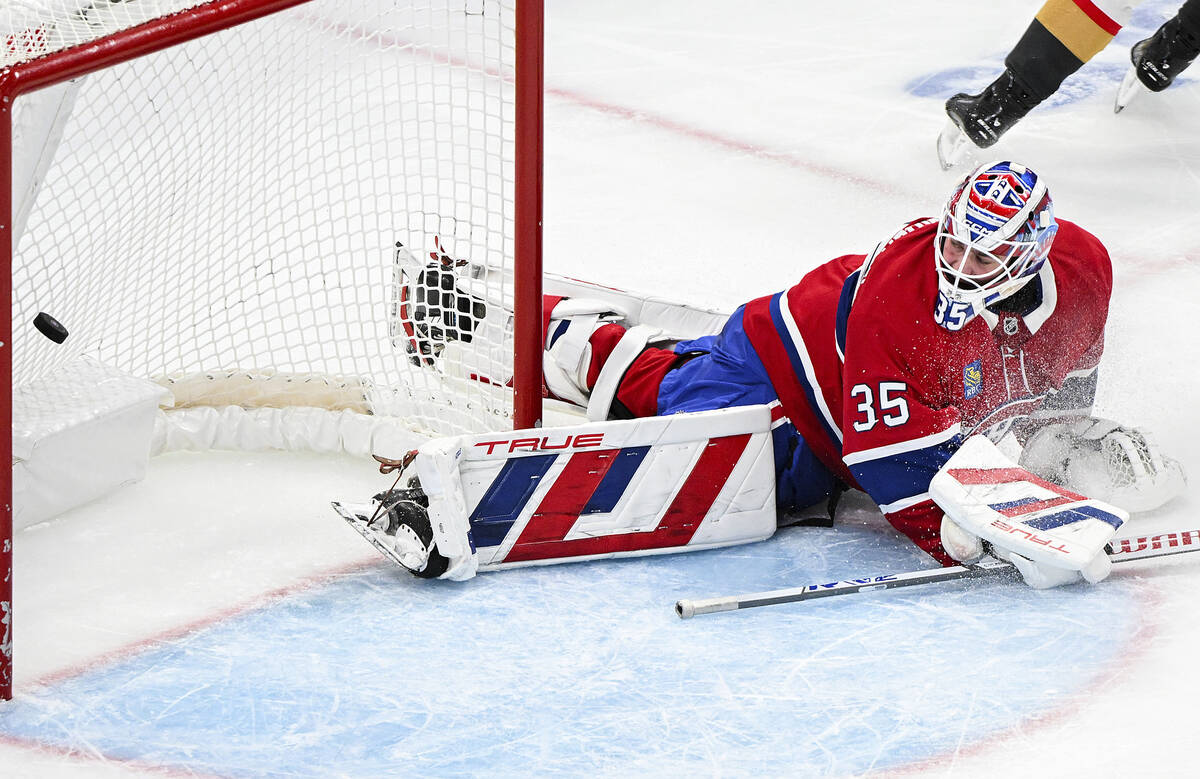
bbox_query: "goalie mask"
[933,160,1058,331]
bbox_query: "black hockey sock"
[1004,14,1095,103]
[1175,0,1200,53]
[1180,0,1200,34]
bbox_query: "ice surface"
[3,0,1199,776]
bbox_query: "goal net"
[2,0,544,698]
[7,0,541,438]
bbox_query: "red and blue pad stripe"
[929,435,1128,569]
[457,407,779,571]
[947,466,1124,531]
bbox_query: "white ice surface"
[3,0,1200,776]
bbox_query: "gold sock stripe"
[1035,0,1120,62]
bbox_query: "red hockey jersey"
[741,218,1111,563]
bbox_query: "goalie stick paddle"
[674,528,1200,619]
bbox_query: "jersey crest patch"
[963,360,983,399]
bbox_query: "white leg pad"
[543,313,600,405]
[585,324,660,421]
[413,405,778,580]
[543,298,660,418]
[413,435,478,581]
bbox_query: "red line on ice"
[0,731,229,779]
[3,555,382,773]
[26,555,380,691]
[883,577,1165,776]
[306,12,916,200]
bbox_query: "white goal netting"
[8,0,524,443]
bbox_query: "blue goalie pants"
[656,306,838,514]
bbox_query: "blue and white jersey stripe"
[843,425,962,509]
[769,289,843,446]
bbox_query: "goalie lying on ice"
[337,160,1186,587]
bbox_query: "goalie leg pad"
[543,298,663,420]
[404,405,778,579]
[542,298,622,408]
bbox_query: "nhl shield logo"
[963,360,983,399]
[1003,317,1019,335]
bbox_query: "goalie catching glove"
[931,435,1129,589]
[1018,417,1186,513]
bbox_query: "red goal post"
[0,0,545,701]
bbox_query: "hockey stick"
[674,528,1200,619]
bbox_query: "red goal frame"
[0,0,545,701]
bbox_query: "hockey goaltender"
[335,160,1186,591]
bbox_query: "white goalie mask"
[933,160,1058,331]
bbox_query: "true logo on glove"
[988,518,1072,555]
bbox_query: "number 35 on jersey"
[850,382,910,432]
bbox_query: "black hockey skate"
[937,69,1040,169]
[332,483,450,579]
[1115,12,1200,111]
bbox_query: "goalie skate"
[391,237,511,381]
[392,238,729,363]
[333,487,449,578]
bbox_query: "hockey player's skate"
[333,483,450,578]
[937,70,1039,170]
[1114,12,1200,112]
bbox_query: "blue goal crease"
[0,529,1144,778]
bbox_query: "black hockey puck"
[33,312,68,344]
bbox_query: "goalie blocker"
[336,405,778,580]
[931,435,1129,589]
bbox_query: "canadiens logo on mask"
[933,161,1057,332]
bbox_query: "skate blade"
[332,500,413,571]
[936,119,975,171]
[1113,66,1145,113]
